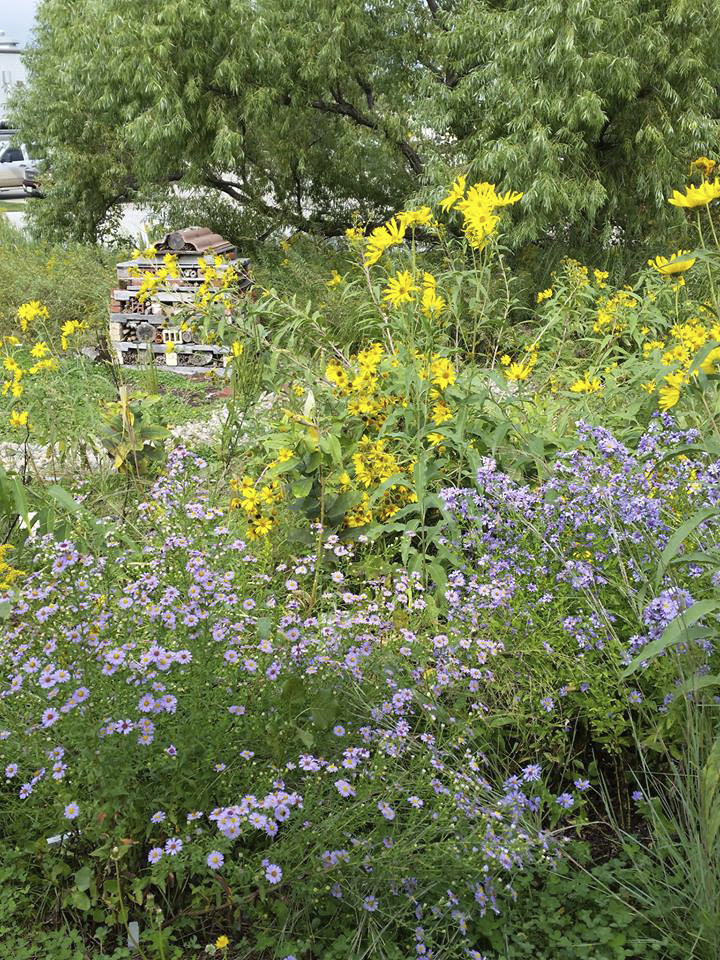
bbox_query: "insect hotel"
[109,227,251,372]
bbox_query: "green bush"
[0,218,117,340]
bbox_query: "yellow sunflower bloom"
[668,180,720,208]
[648,250,696,276]
[382,270,418,307]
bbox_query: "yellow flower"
[399,206,433,228]
[9,410,29,428]
[569,374,602,394]
[648,250,696,276]
[276,448,294,462]
[432,399,453,424]
[215,935,230,950]
[30,341,50,358]
[593,269,609,288]
[658,371,685,410]
[668,179,720,208]
[231,340,244,357]
[536,288,553,303]
[426,432,446,450]
[699,346,720,375]
[440,174,467,212]
[327,269,344,287]
[383,270,418,307]
[421,284,446,317]
[249,516,274,538]
[345,226,365,241]
[364,217,406,267]
[642,380,656,394]
[430,356,456,390]
[500,354,511,366]
[505,361,533,382]
[691,156,716,178]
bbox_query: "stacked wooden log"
[109,228,251,372]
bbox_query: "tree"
[13,0,720,253]
[425,0,720,252]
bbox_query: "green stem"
[696,209,719,317]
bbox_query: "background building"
[0,32,26,128]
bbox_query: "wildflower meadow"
[3,7,720,955]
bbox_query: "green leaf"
[70,889,91,911]
[656,506,718,582]
[74,865,92,892]
[291,476,314,498]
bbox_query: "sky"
[2,0,40,46]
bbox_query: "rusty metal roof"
[155,227,236,257]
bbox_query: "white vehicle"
[0,143,40,193]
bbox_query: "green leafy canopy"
[12,0,720,252]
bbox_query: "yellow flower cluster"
[60,320,84,351]
[441,177,522,250]
[381,270,446,316]
[569,373,602,395]
[562,259,590,287]
[133,254,180,304]
[130,245,158,259]
[364,217,407,268]
[352,435,400,488]
[325,342,399,425]
[594,290,637,334]
[17,300,49,333]
[350,436,417,522]
[421,273,446,317]
[691,156,716,178]
[230,474,283,539]
[536,288,553,304]
[594,269,609,288]
[0,544,24,592]
[654,314,720,410]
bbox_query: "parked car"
[0,143,42,193]
[22,166,42,197]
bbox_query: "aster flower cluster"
[439,414,720,745]
[0,445,566,960]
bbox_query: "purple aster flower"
[148,847,163,865]
[555,793,574,810]
[64,801,79,819]
[363,895,378,912]
[265,863,282,884]
[522,763,542,783]
[207,850,225,870]
[151,810,166,823]
[334,779,356,798]
[165,837,183,855]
